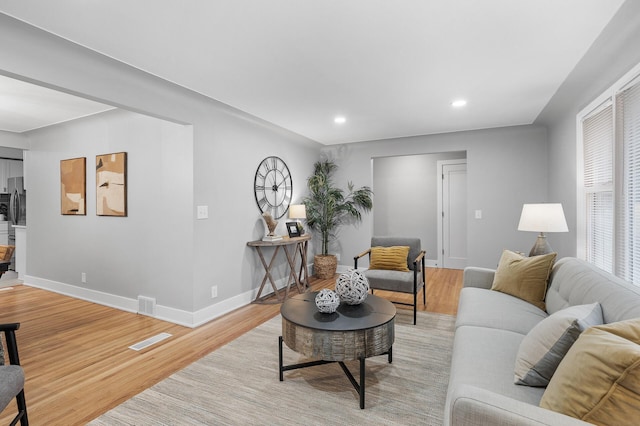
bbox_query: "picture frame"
[60,157,86,215]
[96,152,127,217]
[286,221,301,238]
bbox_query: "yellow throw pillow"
[540,318,640,425]
[369,246,410,272]
[491,250,556,311]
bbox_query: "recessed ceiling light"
[451,99,467,108]
[334,116,346,124]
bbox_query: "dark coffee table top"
[281,291,396,332]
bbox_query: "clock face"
[254,156,293,219]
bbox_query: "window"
[616,78,640,283]
[578,65,640,285]
[582,102,613,272]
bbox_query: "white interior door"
[438,161,467,269]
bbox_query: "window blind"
[616,77,640,282]
[582,103,613,273]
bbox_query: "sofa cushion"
[0,365,24,412]
[449,326,546,406]
[363,268,419,293]
[540,318,640,424]
[514,302,603,387]
[546,257,640,321]
[456,287,548,335]
[491,250,556,311]
[369,245,410,271]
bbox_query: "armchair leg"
[413,268,419,325]
[15,389,28,426]
[422,258,427,306]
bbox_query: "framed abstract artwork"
[96,152,127,217]
[60,157,86,215]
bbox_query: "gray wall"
[0,131,29,151]
[320,124,549,270]
[0,14,322,324]
[536,0,640,258]
[26,109,195,310]
[373,152,466,264]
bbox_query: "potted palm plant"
[303,160,373,279]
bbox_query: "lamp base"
[529,232,553,257]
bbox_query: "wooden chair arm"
[412,250,426,265]
[354,249,371,269]
[354,249,371,260]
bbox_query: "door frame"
[437,159,467,269]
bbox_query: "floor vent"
[129,332,172,351]
[138,295,156,316]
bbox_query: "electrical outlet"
[81,272,87,283]
[197,205,209,219]
[211,285,218,298]
[335,253,341,261]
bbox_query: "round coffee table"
[278,291,396,409]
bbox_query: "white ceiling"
[0,0,626,144]
[0,75,114,133]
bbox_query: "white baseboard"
[23,266,313,328]
[25,275,139,314]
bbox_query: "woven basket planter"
[314,254,338,279]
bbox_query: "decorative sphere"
[315,289,340,313]
[335,269,370,305]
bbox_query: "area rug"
[90,310,455,425]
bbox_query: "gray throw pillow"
[514,302,603,387]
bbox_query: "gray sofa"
[444,257,640,426]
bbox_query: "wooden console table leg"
[283,243,305,295]
[254,246,283,303]
[297,240,310,291]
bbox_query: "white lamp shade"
[518,203,568,233]
[289,204,306,219]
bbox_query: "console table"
[247,234,311,303]
[279,292,396,408]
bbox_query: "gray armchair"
[354,237,426,324]
[0,323,28,425]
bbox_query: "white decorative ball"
[315,289,340,313]
[335,269,370,305]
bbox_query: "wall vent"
[137,295,156,316]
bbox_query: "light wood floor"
[0,267,462,425]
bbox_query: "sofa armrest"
[462,267,495,289]
[447,384,590,426]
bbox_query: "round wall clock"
[254,156,293,219]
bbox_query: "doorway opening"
[372,151,466,268]
[437,160,467,269]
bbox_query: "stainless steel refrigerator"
[8,177,26,247]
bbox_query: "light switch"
[197,205,209,219]
[475,210,482,219]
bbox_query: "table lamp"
[289,204,306,235]
[517,203,568,256]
